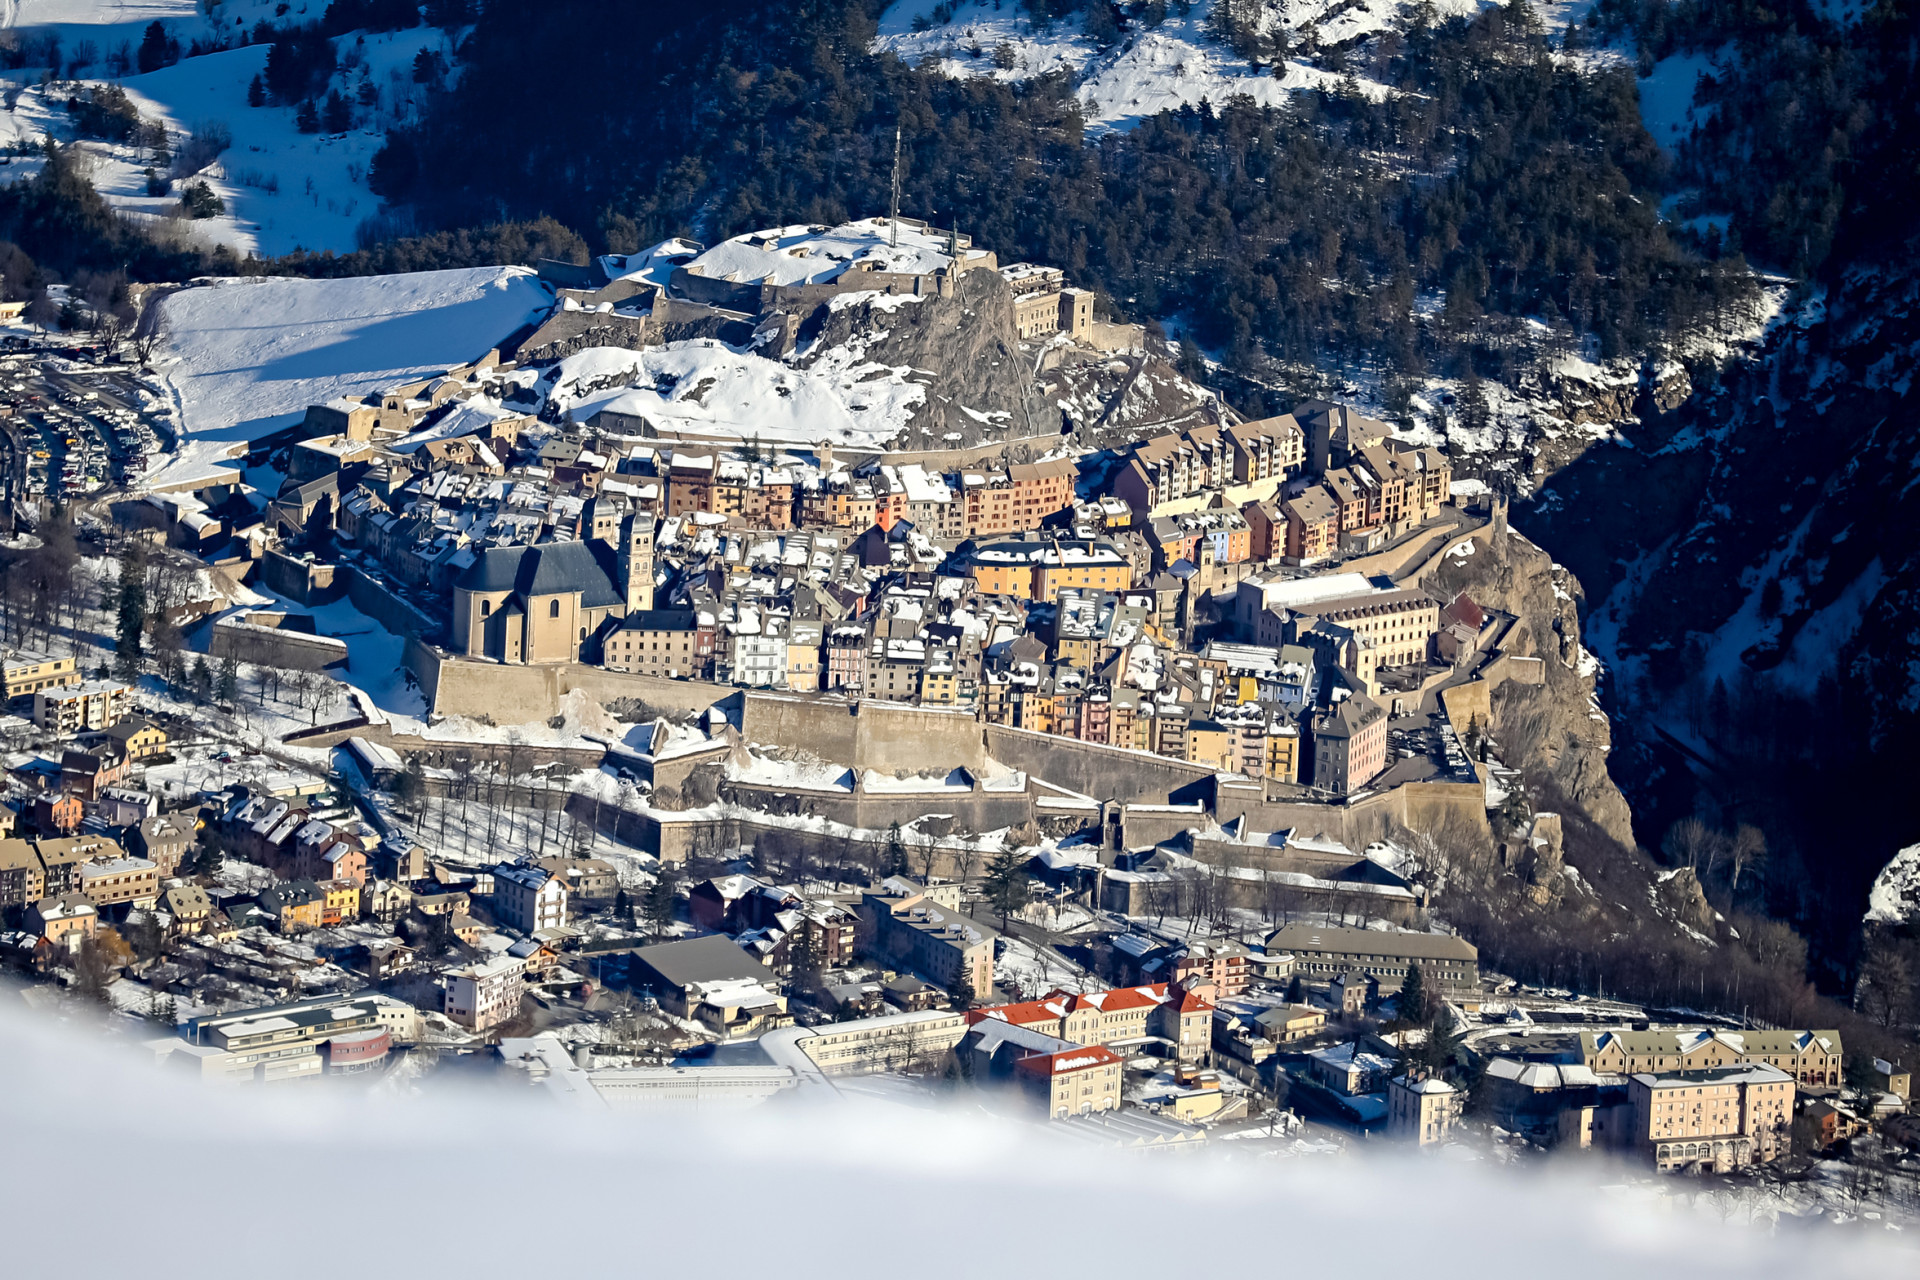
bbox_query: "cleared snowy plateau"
[150,265,551,441]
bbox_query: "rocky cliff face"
[1521,244,1920,966]
[1427,525,1635,848]
[788,269,1040,449]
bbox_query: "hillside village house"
[1388,1074,1462,1145]
[102,716,168,760]
[491,865,569,933]
[130,812,197,876]
[27,894,96,949]
[969,984,1214,1064]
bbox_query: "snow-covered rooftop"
[683,218,982,287]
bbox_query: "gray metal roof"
[631,933,769,991]
[456,539,623,609]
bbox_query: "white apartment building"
[491,865,569,933]
[729,625,786,688]
[446,954,528,1031]
[33,680,133,734]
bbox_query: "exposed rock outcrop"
[1428,524,1635,847]
[788,269,1036,448]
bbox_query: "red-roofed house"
[1014,1043,1124,1118]
[971,982,1214,1064]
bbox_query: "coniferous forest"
[0,0,1908,389]
[363,0,1754,381]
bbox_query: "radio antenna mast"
[889,125,902,248]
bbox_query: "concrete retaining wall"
[342,565,442,643]
[717,775,1034,834]
[740,695,985,773]
[1207,778,1488,850]
[425,652,738,723]
[566,792,986,877]
[208,618,348,672]
[984,725,1216,805]
[260,549,338,605]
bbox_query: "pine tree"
[216,654,239,707]
[788,927,820,995]
[1416,1004,1463,1076]
[1460,366,1491,438]
[1286,974,1304,1002]
[642,869,678,938]
[1397,962,1429,1025]
[982,848,1029,932]
[946,965,975,1010]
[190,655,212,702]
[247,74,266,108]
[322,89,352,134]
[136,21,172,74]
[113,546,146,681]
[296,98,320,134]
[613,887,631,920]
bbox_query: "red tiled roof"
[1013,1044,1123,1077]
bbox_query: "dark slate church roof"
[455,539,624,609]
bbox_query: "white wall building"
[446,954,527,1031]
[492,865,568,933]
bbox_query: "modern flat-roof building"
[177,994,411,1082]
[445,954,527,1032]
[861,884,996,1000]
[33,681,133,735]
[2,649,79,701]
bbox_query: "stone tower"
[617,513,655,613]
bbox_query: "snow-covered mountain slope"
[876,0,1591,131]
[0,2,449,254]
[154,266,552,441]
[124,29,448,255]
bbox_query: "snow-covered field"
[1866,842,1920,925]
[154,267,552,440]
[1636,47,1726,155]
[555,339,928,450]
